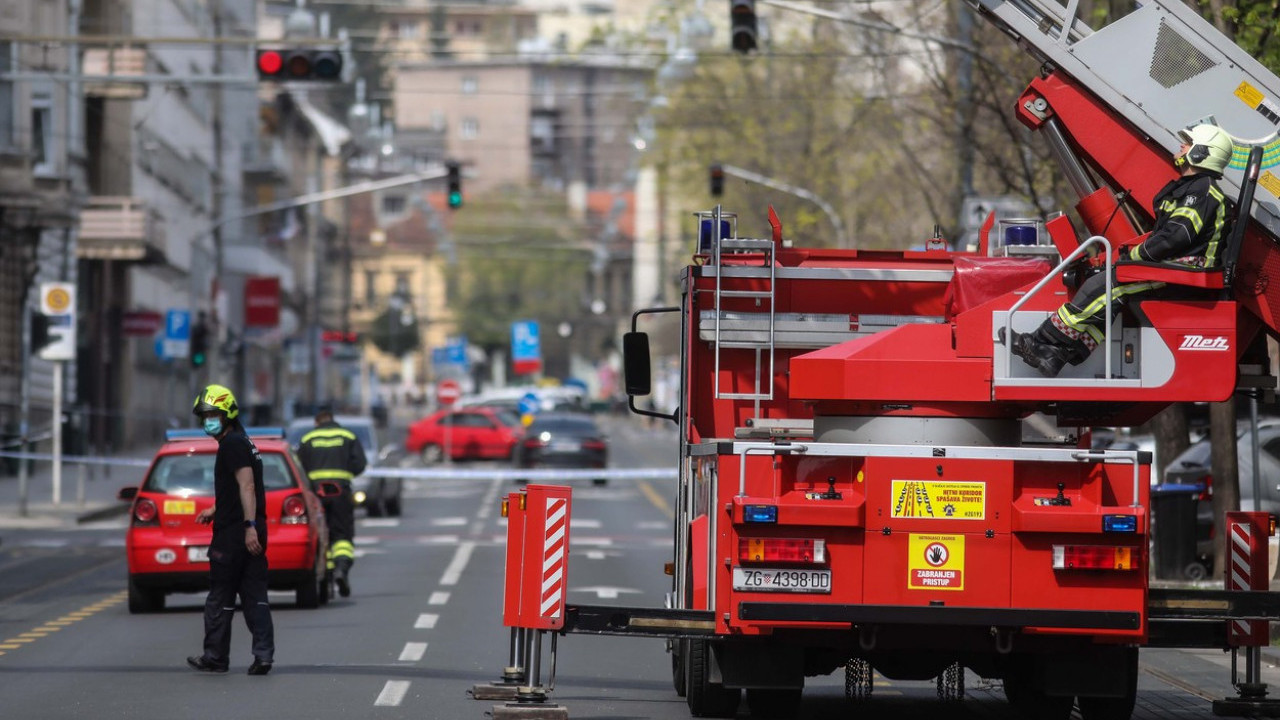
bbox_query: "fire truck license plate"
[732,567,831,593]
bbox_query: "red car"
[406,407,523,463]
[118,429,336,614]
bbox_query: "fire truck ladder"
[701,205,777,403]
[967,0,1280,237]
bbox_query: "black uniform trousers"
[201,532,274,665]
[323,481,355,548]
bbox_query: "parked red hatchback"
[405,407,523,463]
[118,428,333,613]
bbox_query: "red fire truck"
[558,0,1280,719]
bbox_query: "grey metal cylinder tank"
[813,415,1021,447]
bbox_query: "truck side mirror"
[623,331,652,396]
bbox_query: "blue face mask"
[203,417,223,437]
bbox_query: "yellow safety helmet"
[1176,124,1233,175]
[192,384,240,420]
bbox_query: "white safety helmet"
[1176,124,1234,175]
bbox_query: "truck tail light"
[281,494,308,525]
[133,498,158,525]
[1052,545,1137,571]
[738,537,826,564]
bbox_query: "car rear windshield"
[143,452,295,495]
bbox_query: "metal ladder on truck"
[698,206,777,403]
[966,0,1280,238]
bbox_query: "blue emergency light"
[1102,514,1138,533]
[743,504,778,523]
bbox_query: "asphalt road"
[0,415,1277,719]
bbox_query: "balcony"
[77,196,166,262]
[241,137,289,182]
[82,48,148,99]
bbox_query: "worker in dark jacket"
[1013,123,1234,377]
[297,404,367,597]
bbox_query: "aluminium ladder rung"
[719,289,773,298]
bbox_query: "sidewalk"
[0,453,151,529]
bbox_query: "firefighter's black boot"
[335,557,352,597]
[1011,332,1070,378]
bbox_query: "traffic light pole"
[718,163,848,248]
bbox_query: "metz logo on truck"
[1179,335,1230,351]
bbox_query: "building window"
[461,76,478,95]
[364,270,378,306]
[381,194,406,216]
[430,111,446,131]
[398,21,417,39]
[31,92,55,176]
[461,117,479,140]
[0,42,13,149]
[394,272,411,296]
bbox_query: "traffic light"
[256,48,343,82]
[446,161,463,209]
[30,312,53,354]
[730,0,759,55]
[190,321,209,369]
[710,163,725,197]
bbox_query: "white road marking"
[571,586,642,600]
[415,613,439,629]
[415,535,460,545]
[399,642,428,662]
[585,550,606,560]
[354,536,381,545]
[440,541,476,586]
[432,517,468,526]
[637,520,668,530]
[570,536,613,547]
[22,540,68,548]
[428,591,450,605]
[374,680,411,706]
[352,548,386,558]
[361,518,400,528]
[570,518,601,529]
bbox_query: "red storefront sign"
[244,276,280,328]
[121,310,163,337]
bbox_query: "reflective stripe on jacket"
[298,421,367,483]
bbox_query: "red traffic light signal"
[730,0,759,54]
[321,330,360,344]
[256,48,343,82]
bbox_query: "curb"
[75,502,131,524]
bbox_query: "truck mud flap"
[738,602,1140,630]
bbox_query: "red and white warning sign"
[908,534,964,590]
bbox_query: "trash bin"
[1151,483,1204,580]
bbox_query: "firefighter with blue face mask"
[187,384,275,675]
[1012,123,1234,377]
[297,403,366,597]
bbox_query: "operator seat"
[1114,144,1262,299]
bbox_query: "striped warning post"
[1228,520,1255,642]
[540,497,568,619]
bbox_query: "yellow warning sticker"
[891,480,985,519]
[1236,81,1264,109]
[1259,171,1280,199]
[909,534,965,590]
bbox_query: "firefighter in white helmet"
[1012,123,1234,377]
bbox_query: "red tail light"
[583,439,606,451]
[1052,545,1137,571]
[133,498,158,525]
[1197,473,1214,502]
[738,537,826,564]
[523,438,547,449]
[281,494,308,525]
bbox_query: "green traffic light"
[448,191,463,209]
[192,352,206,368]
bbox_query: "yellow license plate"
[164,500,196,515]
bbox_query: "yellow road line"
[0,591,129,660]
[636,479,673,519]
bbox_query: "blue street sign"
[511,321,540,362]
[518,392,540,417]
[161,309,191,360]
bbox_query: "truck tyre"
[1004,665,1072,720]
[746,688,802,718]
[672,639,687,697]
[686,639,740,718]
[1076,647,1139,720]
